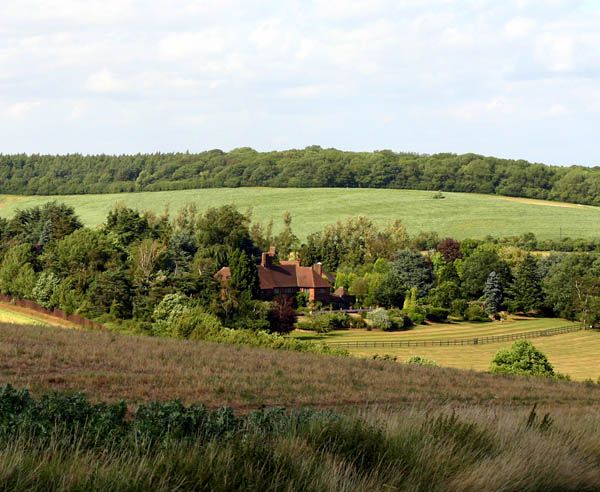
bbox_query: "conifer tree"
[483,271,503,315]
[508,254,543,313]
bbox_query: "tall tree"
[483,271,503,315]
[460,247,511,298]
[507,254,543,313]
[228,249,260,298]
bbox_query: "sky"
[0,0,599,166]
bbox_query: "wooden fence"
[0,294,106,331]
[327,324,584,349]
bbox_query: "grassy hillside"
[1,321,599,490]
[1,322,599,409]
[294,318,600,381]
[1,188,600,240]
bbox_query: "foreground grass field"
[1,322,599,490]
[294,318,600,381]
[2,187,600,239]
[1,322,599,409]
[1,388,599,492]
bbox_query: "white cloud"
[85,69,128,93]
[0,0,599,164]
[1,101,41,120]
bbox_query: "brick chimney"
[313,262,323,276]
[261,251,273,268]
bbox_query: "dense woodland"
[1,147,600,205]
[0,202,599,346]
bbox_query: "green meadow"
[294,318,600,381]
[2,187,600,240]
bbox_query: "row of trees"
[318,218,600,325]
[0,202,599,338]
[1,147,600,205]
[0,202,296,336]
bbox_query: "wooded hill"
[1,147,599,205]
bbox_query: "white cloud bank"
[0,0,598,165]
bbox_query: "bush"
[387,309,413,330]
[490,340,555,377]
[464,303,490,322]
[403,309,426,326]
[201,327,348,356]
[406,356,438,366]
[296,312,354,333]
[425,306,450,322]
[450,299,468,318]
[371,354,397,362]
[152,293,190,336]
[367,308,392,330]
[172,307,224,340]
[348,315,367,328]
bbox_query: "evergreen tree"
[483,271,503,315]
[274,211,299,258]
[228,249,259,298]
[508,254,543,313]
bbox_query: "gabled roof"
[216,248,332,292]
[258,264,331,290]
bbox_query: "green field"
[293,318,600,381]
[2,188,600,240]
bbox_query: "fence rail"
[0,294,106,331]
[327,324,584,349]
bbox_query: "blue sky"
[1,0,599,166]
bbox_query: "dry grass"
[0,303,79,329]
[1,322,599,411]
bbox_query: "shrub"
[177,308,224,340]
[464,303,490,322]
[32,272,60,309]
[348,315,367,328]
[450,299,468,318]
[371,354,397,362]
[403,309,425,326]
[490,340,555,377]
[406,356,438,366]
[387,309,412,330]
[425,306,450,322]
[268,296,296,334]
[296,312,354,333]
[367,308,392,330]
[152,293,190,336]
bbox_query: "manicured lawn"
[293,318,599,381]
[2,187,600,240]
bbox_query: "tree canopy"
[1,148,600,206]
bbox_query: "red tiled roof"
[216,263,331,291]
[257,264,331,290]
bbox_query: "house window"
[274,288,280,294]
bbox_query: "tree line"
[0,202,599,342]
[1,147,600,205]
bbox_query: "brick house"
[216,248,333,303]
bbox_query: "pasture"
[294,317,600,381]
[2,187,600,240]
